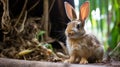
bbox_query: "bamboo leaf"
[18,49,34,56]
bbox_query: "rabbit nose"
[68,31,74,36]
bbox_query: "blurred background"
[74,0,120,51]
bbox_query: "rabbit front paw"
[79,57,88,64]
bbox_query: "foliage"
[36,30,46,41]
[37,30,53,51]
[18,49,34,56]
[42,43,53,51]
[108,0,120,49]
[75,0,120,50]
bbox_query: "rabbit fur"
[64,1,104,64]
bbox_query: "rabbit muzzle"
[67,30,82,38]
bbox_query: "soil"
[0,58,120,67]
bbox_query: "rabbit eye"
[76,24,81,29]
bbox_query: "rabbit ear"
[79,1,90,22]
[64,2,77,20]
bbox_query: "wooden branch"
[28,0,40,13]
[15,11,27,33]
[49,0,55,13]
[19,11,27,33]
[42,0,49,41]
[57,41,68,55]
[14,0,28,27]
[1,0,11,34]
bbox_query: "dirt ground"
[1,58,119,67]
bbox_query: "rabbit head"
[64,1,90,38]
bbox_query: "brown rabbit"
[64,1,104,64]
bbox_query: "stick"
[15,11,27,33]
[1,0,10,33]
[42,0,49,41]
[28,0,40,13]
[14,0,28,27]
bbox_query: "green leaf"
[38,30,46,36]
[43,43,53,51]
[36,30,46,40]
[18,49,34,56]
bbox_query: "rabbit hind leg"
[95,48,104,63]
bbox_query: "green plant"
[36,30,53,51]
[36,30,46,42]
[75,0,120,51]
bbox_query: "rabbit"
[64,1,104,64]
